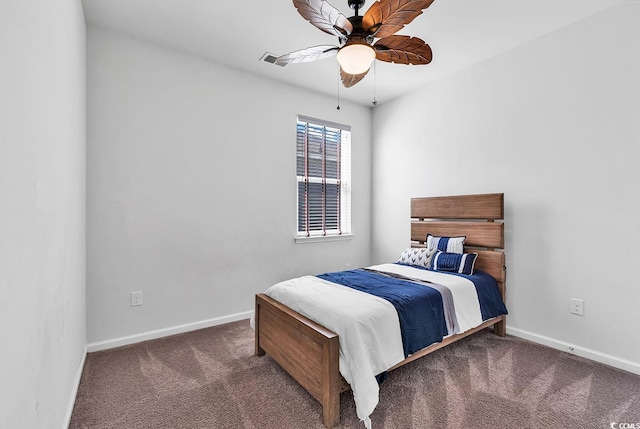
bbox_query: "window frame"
[295,115,352,242]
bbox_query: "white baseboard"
[507,326,640,375]
[63,345,87,429]
[86,310,253,353]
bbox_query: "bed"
[254,193,507,428]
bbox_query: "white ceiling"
[81,0,621,106]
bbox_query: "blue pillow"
[426,234,465,254]
[431,250,478,275]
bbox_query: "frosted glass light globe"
[337,44,375,75]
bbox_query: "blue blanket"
[450,269,508,321]
[395,263,508,321]
[318,266,508,358]
[317,269,448,357]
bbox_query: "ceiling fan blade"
[374,35,432,64]
[275,45,339,66]
[293,0,353,39]
[363,0,435,38]
[340,67,369,88]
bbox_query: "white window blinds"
[297,115,351,237]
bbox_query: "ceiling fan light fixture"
[336,43,375,75]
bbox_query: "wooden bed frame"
[254,193,506,428]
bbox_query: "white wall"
[86,27,372,345]
[371,3,640,372]
[0,0,86,427]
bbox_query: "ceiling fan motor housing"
[342,15,373,46]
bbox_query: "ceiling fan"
[276,0,435,88]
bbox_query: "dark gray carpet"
[70,320,640,428]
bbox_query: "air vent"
[260,52,286,67]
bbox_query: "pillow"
[397,247,437,268]
[430,250,478,275]
[426,234,465,254]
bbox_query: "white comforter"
[261,263,484,426]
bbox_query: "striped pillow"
[397,247,437,268]
[431,251,478,275]
[426,234,466,254]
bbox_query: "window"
[296,115,351,239]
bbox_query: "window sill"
[295,234,354,244]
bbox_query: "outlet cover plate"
[131,291,143,307]
[570,298,584,316]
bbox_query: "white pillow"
[397,247,437,268]
[426,234,465,254]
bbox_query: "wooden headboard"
[410,193,506,300]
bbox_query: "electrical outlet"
[570,298,584,316]
[131,291,143,307]
[345,262,351,269]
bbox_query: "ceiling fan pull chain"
[372,60,378,106]
[337,64,341,110]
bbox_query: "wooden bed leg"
[493,317,506,337]
[322,336,340,428]
[254,295,265,356]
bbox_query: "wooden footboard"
[255,293,505,428]
[255,293,349,428]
